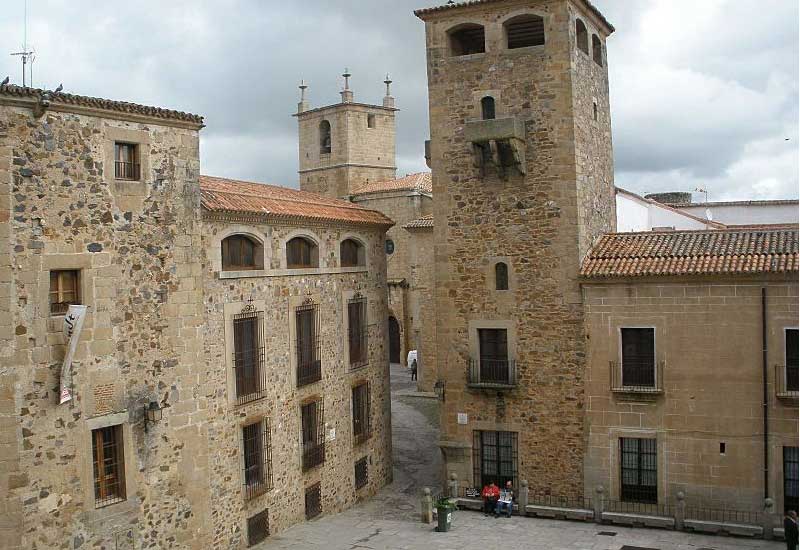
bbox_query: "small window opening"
[576,19,589,54]
[341,238,364,268]
[481,96,496,120]
[114,142,140,180]
[222,235,263,271]
[593,102,598,121]
[505,14,545,49]
[592,34,603,66]
[319,120,331,154]
[287,237,319,269]
[495,262,509,291]
[449,24,486,56]
[720,442,726,455]
[49,270,80,315]
[367,114,376,129]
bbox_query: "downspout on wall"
[762,287,770,499]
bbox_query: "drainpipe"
[762,287,769,499]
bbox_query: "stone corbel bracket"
[32,90,52,118]
[465,117,527,179]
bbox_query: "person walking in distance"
[410,358,418,381]
[786,510,798,550]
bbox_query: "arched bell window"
[481,96,496,120]
[449,23,486,56]
[222,235,263,271]
[592,34,603,66]
[319,120,332,154]
[495,262,509,291]
[340,238,365,268]
[287,236,319,269]
[576,19,589,54]
[504,14,545,49]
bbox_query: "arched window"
[592,34,603,66]
[222,235,263,271]
[449,24,486,56]
[576,19,588,54]
[319,120,331,154]
[340,239,365,268]
[481,96,496,120]
[287,236,319,269]
[505,14,545,49]
[495,262,509,291]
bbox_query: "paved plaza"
[258,365,783,550]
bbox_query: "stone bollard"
[421,487,433,524]
[518,480,529,514]
[593,485,605,524]
[674,491,685,531]
[763,498,775,540]
[448,473,459,499]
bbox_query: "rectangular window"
[49,270,80,315]
[92,425,126,508]
[620,438,658,504]
[247,509,270,546]
[472,430,518,489]
[348,297,368,369]
[621,328,656,388]
[367,114,376,129]
[296,302,321,386]
[114,142,140,180]
[354,456,368,490]
[301,399,325,471]
[785,446,799,515]
[477,328,510,384]
[305,482,322,520]
[786,329,798,393]
[233,309,265,404]
[352,382,371,445]
[242,420,272,500]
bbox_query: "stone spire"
[297,80,309,113]
[340,68,354,103]
[383,74,395,108]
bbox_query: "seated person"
[495,481,514,518]
[481,481,500,515]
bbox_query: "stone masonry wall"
[406,226,436,392]
[583,278,799,512]
[422,0,615,497]
[0,103,208,549]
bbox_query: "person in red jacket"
[481,481,500,515]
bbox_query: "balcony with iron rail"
[467,359,518,390]
[114,161,141,181]
[609,360,664,396]
[776,364,799,399]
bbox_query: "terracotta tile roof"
[404,215,434,229]
[353,172,432,196]
[414,0,614,33]
[200,175,394,227]
[581,227,799,278]
[0,83,204,126]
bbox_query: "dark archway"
[388,316,401,364]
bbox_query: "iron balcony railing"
[467,359,518,389]
[610,360,664,395]
[776,364,799,399]
[114,161,140,180]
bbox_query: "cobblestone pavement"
[260,364,782,549]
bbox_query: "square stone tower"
[295,72,398,198]
[415,0,615,497]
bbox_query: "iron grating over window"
[787,329,799,393]
[301,398,326,471]
[620,437,657,504]
[348,296,369,370]
[92,425,126,508]
[296,301,322,387]
[242,419,273,500]
[233,307,266,405]
[247,509,269,546]
[305,482,322,520]
[785,446,799,515]
[352,382,371,445]
[354,456,368,490]
[473,430,518,490]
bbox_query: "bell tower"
[295,71,398,198]
[416,0,615,497]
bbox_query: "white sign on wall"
[457,413,468,425]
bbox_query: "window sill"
[505,44,545,55]
[450,52,486,61]
[219,269,269,280]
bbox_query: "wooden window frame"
[352,382,371,446]
[504,14,546,49]
[576,19,589,55]
[92,425,126,508]
[287,237,319,269]
[348,296,368,369]
[49,269,80,315]
[222,235,262,271]
[114,142,141,181]
[242,419,273,500]
[340,239,364,268]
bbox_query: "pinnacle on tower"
[297,80,309,113]
[341,68,354,103]
[383,74,395,108]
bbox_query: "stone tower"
[415,0,615,497]
[295,71,398,198]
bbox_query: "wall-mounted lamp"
[144,400,162,432]
[434,380,446,402]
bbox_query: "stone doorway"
[388,316,401,364]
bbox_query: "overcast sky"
[0,0,796,201]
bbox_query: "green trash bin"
[435,498,455,532]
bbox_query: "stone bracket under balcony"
[464,117,527,179]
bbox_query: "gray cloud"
[0,0,795,201]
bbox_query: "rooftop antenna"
[694,186,708,203]
[10,0,35,87]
